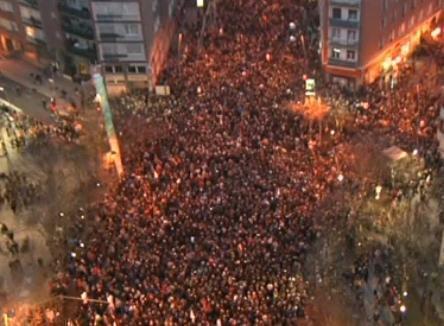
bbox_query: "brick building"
[319,0,443,88]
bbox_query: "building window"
[332,8,341,19]
[331,48,341,59]
[104,65,123,74]
[347,30,357,41]
[348,9,358,21]
[332,27,341,38]
[127,65,147,74]
[124,23,140,36]
[347,50,356,60]
[126,43,143,54]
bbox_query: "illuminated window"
[331,48,340,59]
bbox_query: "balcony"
[58,2,91,19]
[328,58,358,68]
[62,23,94,39]
[102,53,127,60]
[99,32,120,41]
[19,0,38,8]
[95,13,140,22]
[330,38,359,48]
[330,0,361,7]
[22,16,43,28]
[26,36,46,46]
[66,42,96,60]
[98,32,143,42]
[329,18,359,29]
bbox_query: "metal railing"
[18,0,38,8]
[62,23,94,39]
[58,2,91,19]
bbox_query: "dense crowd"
[0,106,81,214]
[49,1,443,324]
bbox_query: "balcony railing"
[22,16,43,28]
[95,13,140,21]
[99,32,120,41]
[330,0,361,7]
[62,23,94,39]
[19,0,38,8]
[26,36,46,46]
[103,53,127,59]
[67,44,96,60]
[329,18,359,28]
[98,32,143,42]
[330,38,359,48]
[328,58,358,68]
[58,2,91,19]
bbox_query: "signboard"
[305,78,316,96]
[155,85,171,96]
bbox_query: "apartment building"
[91,0,179,94]
[58,0,96,78]
[0,0,180,88]
[319,0,443,88]
[0,0,63,63]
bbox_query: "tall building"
[58,0,97,78]
[0,0,181,89]
[319,0,443,88]
[90,0,179,94]
[0,0,63,64]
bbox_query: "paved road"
[0,57,93,122]
[0,74,52,123]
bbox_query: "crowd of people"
[48,1,444,324]
[0,171,41,213]
[0,106,81,154]
[0,106,82,215]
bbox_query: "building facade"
[319,0,443,88]
[0,0,181,90]
[91,0,179,94]
[58,0,97,79]
[0,0,64,64]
